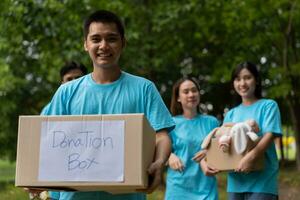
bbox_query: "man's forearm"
[155,130,171,165]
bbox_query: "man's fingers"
[147,175,160,193]
[140,168,162,194]
[147,162,157,174]
[145,159,164,193]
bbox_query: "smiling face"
[177,80,200,111]
[84,22,124,70]
[233,68,257,101]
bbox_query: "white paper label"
[38,120,124,182]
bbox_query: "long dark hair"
[170,77,201,116]
[231,61,262,103]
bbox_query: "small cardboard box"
[15,114,155,193]
[206,138,264,171]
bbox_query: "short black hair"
[231,61,262,99]
[83,10,125,40]
[60,61,87,80]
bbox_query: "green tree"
[217,0,300,170]
[1,0,300,171]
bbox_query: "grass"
[279,163,300,187]
[0,184,28,199]
[0,159,28,199]
[0,160,15,182]
[1,159,299,200]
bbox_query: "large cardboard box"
[206,138,264,171]
[15,114,155,193]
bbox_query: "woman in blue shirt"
[224,61,282,200]
[165,77,219,200]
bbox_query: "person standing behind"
[41,61,88,114]
[60,61,88,83]
[224,61,282,200]
[27,61,87,199]
[43,61,87,200]
[165,77,219,200]
[42,10,174,200]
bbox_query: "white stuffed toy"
[201,119,260,154]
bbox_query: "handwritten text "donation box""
[38,120,125,182]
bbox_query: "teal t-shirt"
[223,99,282,195]
[43,72,175,200]
[165,114,219,200]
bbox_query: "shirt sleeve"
[40,103,50,115]
[41,85,68,115]
[223,109,234,124]
[262,100,282,136]
[144,82,175,132]
[212,117,220,129]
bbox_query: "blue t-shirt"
[223,99,282,195]
[165,114,219,200]
[43,71,175,200]
[41,102,50,114]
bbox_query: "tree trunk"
[287,97,300,170]
[284,3,299,169]
[294,106,300,171]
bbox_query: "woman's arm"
[235,132,275,172]
[200,159,219,176]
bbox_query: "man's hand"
[139,130,171,194]
[24,188,49,200]
[145,158,165,194]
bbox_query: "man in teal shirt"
[43,10,174,200]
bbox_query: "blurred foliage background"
[0,0,300,169]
